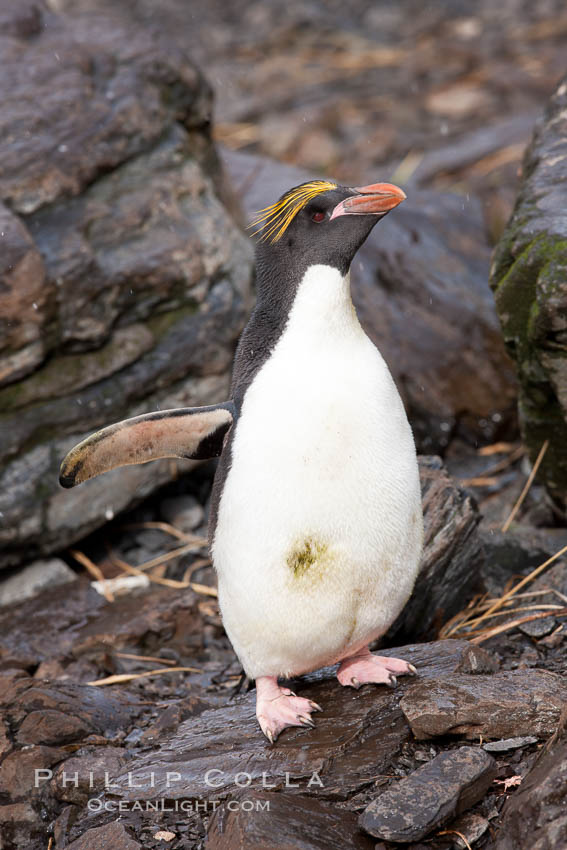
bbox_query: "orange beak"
[330,182,407,220]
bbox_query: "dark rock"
[0,0,253,570]
[84,640,476,808]
[53,805,82,848]
[5,679,142,746]
[479,527,559,596]
[483,736,538,752]
[54,747,128,805]
[518,615,557,638]
[454,645,499,675]
[358,746,496,843]
[223,146,517,455]
[0,745,65,798]
[0,558,76,608]
[0,803,41,848]
[494,715,567,849]
[445,812,490,848]
[66,820,142,850]
[387,456,483,643]
[206,790,374,849]
[160,495,205,533]
[0,578,204,669]
[17,710,90,746]
[490,73,567,509]
[400,669,567,740]
[0,717,10,758]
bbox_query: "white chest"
[212,265,422,677]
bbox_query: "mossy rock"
[490,75,567,507]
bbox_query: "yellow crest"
[249,180,338,243]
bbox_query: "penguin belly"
[212,266,423,679]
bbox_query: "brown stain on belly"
[286,536,333,590]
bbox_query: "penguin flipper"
[59,402,235,488]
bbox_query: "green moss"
[0,303,201,415]
[146,301,200,338]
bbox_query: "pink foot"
[337,646,417,689]
[255,676,322,743]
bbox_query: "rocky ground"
[2,1,567,848]
[1,449,567,849]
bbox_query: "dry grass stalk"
[502,439,549,532]
[468,143,526,177]
[460,476,500,487]
[467,541,567,630]
[87,666,203,687]
[389,150,424,185]
[110,542,201,574]
[69,549,114,603]
[478,442,520,456]
[189,582,218,598]
[462,445,525,487]
[437,830,472,850]
[107,547,218,597]
[119,521,207,547]
[182,558,211,584]
[114,652,177,667]
[440,570,567,641]
[469,608,567,644]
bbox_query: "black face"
[255,184,398,284]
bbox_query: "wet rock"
[359,747,496,843]
[400,669,567,740]
[86,641,476,808]
[0,0,253,570]
[140,696,213,746]
[6,679,141,745]
[493,720,567,850]
[0,558,76,608]
[0,745,66,798]
[387,456,483,643]
[223,147,517,455]
[0,577,204,669]
[206,790,374,849]
[490,73,567,509]
[454,645,499,675]
[66,820,142,850]
[17,710,90,747]
[54,747,128,805]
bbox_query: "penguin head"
[252,180,406,277]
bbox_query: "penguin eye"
[311,211,325,223]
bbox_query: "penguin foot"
[337,647,417,689]
[255,675,321,743]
